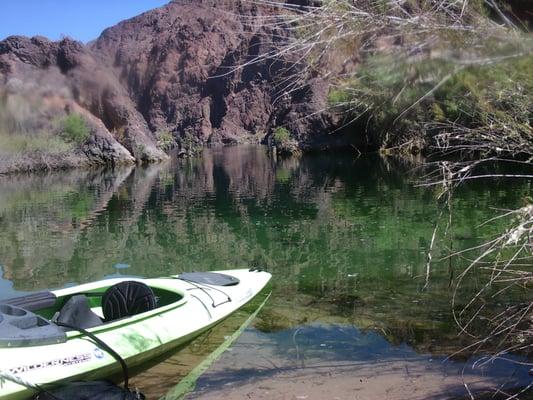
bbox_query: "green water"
[0,145,531,397]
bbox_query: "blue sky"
[0,1,169,43]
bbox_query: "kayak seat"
[56,295,104,330]
[102,281,157,322]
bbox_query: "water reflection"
[0,145,531,398]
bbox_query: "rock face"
[0,35,164,166]
[0,0,341,172]
[90,0,338,147]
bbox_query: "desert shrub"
[327,54,532,155]
[272,127,299,155]
[61,114,90,145]
[435,55,532,126]
[177,131,202,156]
[0,93,74,156]
[257,0,530,155]
[157,130,175,151]
[272,127,290,146]
[327,88,353,108]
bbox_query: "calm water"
[0,146,531,398]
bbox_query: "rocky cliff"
[0,0,339,173]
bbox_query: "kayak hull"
[0,269,271,400]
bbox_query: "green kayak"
[0,269,271,399]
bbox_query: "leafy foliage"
[272,127,291,146]
[272,126,300,156]
[157,130,175,151]
[61,114,90,145]
[328,54,533,155]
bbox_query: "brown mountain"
[0,0,339,172]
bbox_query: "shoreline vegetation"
[0,108,95,173]
[253,0,532,160]
[0,85,137,174]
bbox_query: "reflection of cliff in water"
[0,145,530,357]
[0,167,133,288]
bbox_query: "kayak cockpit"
[0,279,186,347]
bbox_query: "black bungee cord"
[54,322,133,393]
[177,278,232,308]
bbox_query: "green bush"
[272,127,291,146]
[157,130,175,151]
[272,126,300,155]
[327,53,533,154]
[435,55,533,127]
[327,88,353,107]
[178,131,201,155]
[61,114,89,145]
